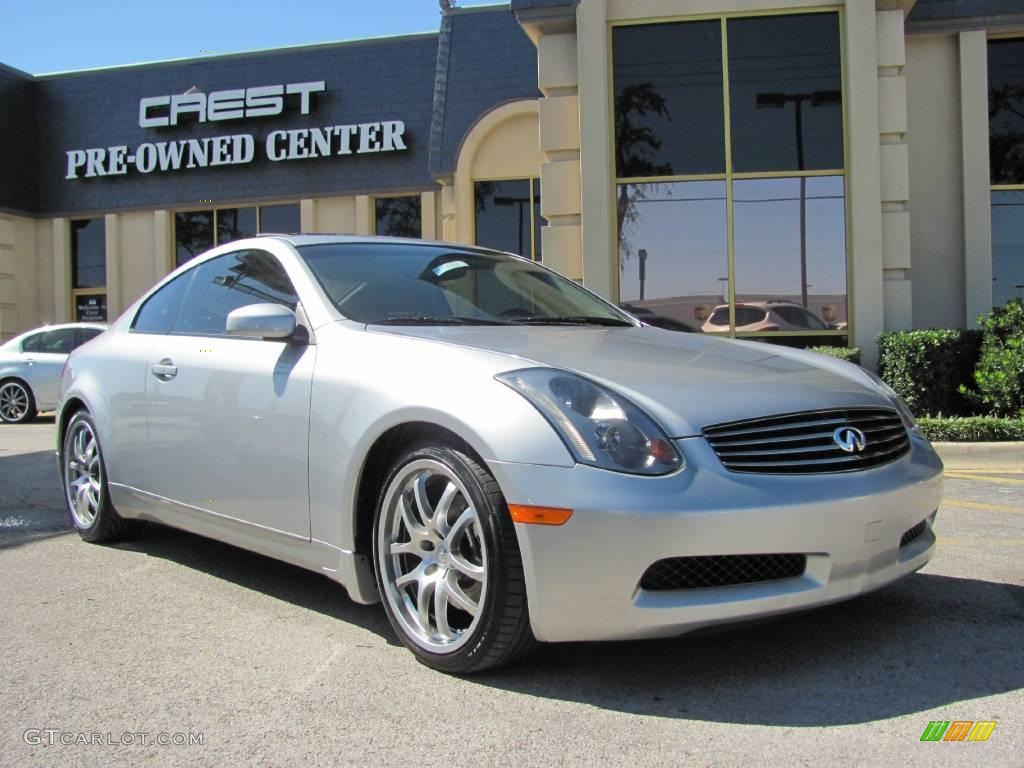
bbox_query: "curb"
[932,441,1024,470]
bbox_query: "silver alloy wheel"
[0,382,30,422]
[65,420,102,529]
[378,459,488,653]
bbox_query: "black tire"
[0,379,36,424]
[372,441,537,674]
[61,410,129,543]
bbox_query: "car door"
[21,327,76,407]
[143,249,315,539]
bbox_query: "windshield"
[297,243,634,327]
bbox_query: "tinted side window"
[173,250,298,337]
[74,327,104,349]
[773,306,809,328]
[21,333,42,353]
[735,307,768,326]
[37,328,77,354]
[133,272,192,334]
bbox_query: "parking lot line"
[944,472,1024,485]
[945,469,1024,474]
[943,498,1024,515]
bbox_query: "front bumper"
[489,435,943,643]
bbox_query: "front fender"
[306,324,573,552]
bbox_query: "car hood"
[369,325,891,437]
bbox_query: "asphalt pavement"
[1,420,1021,767]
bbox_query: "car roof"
[257,234,471,249]
[22,322,107,332]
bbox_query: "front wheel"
[62,411,129,543]
[373,443,536,674]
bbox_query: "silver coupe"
[55,236,943,673]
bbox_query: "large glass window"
[727,14,843,173]
[175,204,301,267]
[374,196,422,238]
[991,190,1024,308]
[617,180,728,329]
[989,38,1024,186]
[612,12,847,341]
[613,21,724,177]
[70,218,107,321]
[989,38,1024,308]
[474,179,542,260]
[71,219,105,289]
[733,176,847,330]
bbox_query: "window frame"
[472,176,543,261]
[171,202,301,270]
[988,34,1024,309]
[608,8,851,340]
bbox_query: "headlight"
[496,368,683,475]
[862,370,921,436]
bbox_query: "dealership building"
[0,0,1022,363]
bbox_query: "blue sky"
[3,0,501,75]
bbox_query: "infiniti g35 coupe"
[56,236,942,673]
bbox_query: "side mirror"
[225,303,298,341]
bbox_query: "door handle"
[151,359,178,380]
[23,358,35,365]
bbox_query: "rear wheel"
[373,442,536,674]
[62,411,129,543]
[0,380,35,424]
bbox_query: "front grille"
[703,407,910,474]
[640,553,807,591]
[900,520,928,547]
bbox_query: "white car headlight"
[496,368,683,475]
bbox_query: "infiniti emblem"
[833,426,867,454]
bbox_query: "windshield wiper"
[515,315,634,327]
[368,315,512,326]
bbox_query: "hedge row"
[917,416,1024,442]
[876,329,982,417]
[807,346,862,365]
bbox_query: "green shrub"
[876,329,982,417]
[917,416,1024,442]
[963,299,1024,418]
[807,346,862,365]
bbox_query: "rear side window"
[735,307,768,326]
[173,250,298,337]
[708,308,730,325]
[772,306,809,328]
[132,272,192,334]
[20,333,42,353]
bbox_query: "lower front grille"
[640,553,807,591]
[900,520,928,547]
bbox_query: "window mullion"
[720,17,736,338]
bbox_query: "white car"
[0,323,106,423]
[701,301,840,333]
[56,237,942,674]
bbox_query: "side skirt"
[108,482,380,605]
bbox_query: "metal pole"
[795,98,808,308]
[638,248,647,301]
